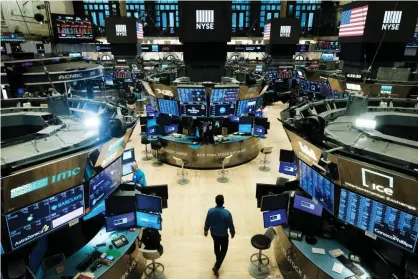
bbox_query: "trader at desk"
[131,162,147,187]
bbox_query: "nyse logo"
[298,141,317,161]
[58,73,82,80]
[116,24,127,36]
[196,10,214,30]
[280,26,291,37]
[361,168,394,196]
[382,11,402,30]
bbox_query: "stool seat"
[260,148,272,155]
[141,136,151,145]
[251,234,271,250]
[217,157,225,164]
[182,159,189,166]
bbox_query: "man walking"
[204,195,235,276]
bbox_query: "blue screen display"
[136,211,161,230]
[105,212,136,232]
[147,111,159,118]
[178,87,206,103]
[230,115,239,122]
[254,111,263,118]
[339,189,418,253]
[253,125,265,136]
[136,194,162,213]
[255,65,263,72]
[164,124,178,134]
[181,104,207,117]
[147,126,157,136]
[210,103,236,117]
[256,95,264,109]
[236,98,257,116]
[147,118,157,127]
[210,88,239,103]
[6,185,85,250]
[239,124,252,134]
[263,209,287,228]
[158,99,179,116]
[89,157,122,210]
[279,162,297,176]
[293,194,323,216]
[298,160,334,214]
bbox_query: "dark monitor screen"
[236,98,257,116]
[89,157,122,210]
[280,149,295,163]
[105,212,136,232]
[239,124,252,134]
[263,209,288,228]
[298,160,335,214]
[261,194,289,212]
[253,125,265,137]
[338,189,418,253]
[165,124,178,134]
[5,185,85,250]
[147,118,157,127]
[136,211,161,230]
[293,194,323,216]
[181,104,207,117]
[210,87,239,103]
[158,99,179,116]
[239,116,253,125]
[105,194,136,216]
[256,184,285,198]
[136,194,162,213]
[138,185,168,209]
[210,103,236,117]
[147,126,157,136]
[178,87,206,103]
[122,148,135,176]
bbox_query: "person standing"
[204,195,235,276]
[131,162,147,187]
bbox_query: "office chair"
[173,156,189,185]
[249,227,277,278]
[150,140,163,167]
[141,135,152,161]
[139,243,166,279]
[259,147,273,172]
[217,155,233,183]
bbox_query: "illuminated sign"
[362,168,394,196]
[196,10,214,30]
[155,88,174,97]
[285,129,322,166]
[116,24,127,36]
[298,142,318,161]
[382,11,402,31]
[346,73,362,79]
[280,26,291,37]
[58,73,83,80]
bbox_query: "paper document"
[312,247,326,254]
[332,262,344,274]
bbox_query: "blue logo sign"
[220,107,226,114]
[279,162,297,176]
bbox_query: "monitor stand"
[305,235,318,245]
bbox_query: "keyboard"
[336,255,364,276]
[76,251,102,271]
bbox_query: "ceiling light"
[355,119,376,130]
[84,117,100,129]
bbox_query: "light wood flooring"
[126,103,293,279]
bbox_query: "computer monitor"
[105,193,136,216]
[261,194,289,212]
[209,103,236,117]
[136,194,162,213]
[253,125,265,137]
[164,124,178,134]
[239,116,253,124]
[289,208,323,245]
[280,149,295,163]
[177,87,206,103]
[255,65,263,72]
[254,111,263,118]
[230,115,239,122]
[122,148,135,176]
[181,104,207,117]
[158,99,179,116]
[147,111,159,118]
[263,209,287,228]
[239,124,252,134]
[293,194,323,216]
[136,211,162,230]
[147,118,157,128]
[210,87,239,103]
[236,98,257,116]
[147,126,157,136]
[256,183,285,208]
[105,212,136,232]
[138,185,168,208]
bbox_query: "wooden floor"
[126,103,292,279]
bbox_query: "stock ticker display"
[299,160,335,214]
[210,88,239,103]
[158,99,179,116]
[53,15,93,41]
[236,98,258,116]
[5,185,85,250]
[338,189,418,253]
[178,87,206,103]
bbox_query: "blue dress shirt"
[204,206,235,237]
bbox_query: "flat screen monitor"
[136,194,162,213]
[239,124,252,134]
[210,87,239,103]
[158,99,179,116]
[263,209,288,228]
[210,103,236,117]
[136,211,162,230]
[380,85,392,94]
[236,98,257,116]
[161,64,168,69]
[261,194,289,212]
[230,115,239,122]
[293,194,323,216]
[147,126,157,136]
[253,125,265,137]
[298,160,335,214]
[321,53,334,61]
[177,87,206,103]
[147,118,157,128]
[105,78,114,85]
[255,65,263,72]
[346,83,361,91]
[5,185,85,250]
[89,157,122,210]
[181,104,207,117]
[254,111,263,118]
[280,149,295,163]
[296,70,304,79]
[52,14,93,43]
[338,189,418,253]
[139,185,168,209]
[147,111,159,118]
[105,194,136,216]
[105,212,136,232]
[165,124,178,134]
[122,148,135,176]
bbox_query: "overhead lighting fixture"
[84,117,100,129]
[355,119,376,130]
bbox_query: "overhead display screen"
[236,98,257,116]
[178,87,206,103]
[158,99,179,116]
[105,17,138,44]
[210,103,236,117]
[89,157,122,210]
[339,189,418,253]
[299,160,335,214]
[52,14,93,43]
[5,185,85,250]
[181,104,207,117]
[210,88,239,103]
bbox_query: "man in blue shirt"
[204,195,235,276]
[131,162,147,187]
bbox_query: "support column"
[119,0,126,17]
[280,0,287,18]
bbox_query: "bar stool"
[259,147,273,172]
[248,228,277,279]
[139,243,166,279]
[141,135,152,161]
[217,155,233,183]
[151,140,163,167]
[173,157,189,185]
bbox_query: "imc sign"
[337,156,418,215]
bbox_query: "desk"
[153,134,261,169]
[45,228,145,279]
[274,226,372,279]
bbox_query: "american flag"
[339,5,368,37]
[263,23,271,41]
[137,22,144,40]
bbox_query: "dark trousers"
[212,235,229,270]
